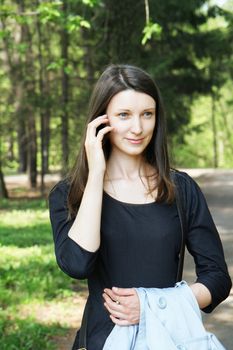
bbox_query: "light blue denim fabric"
[102,281,226,350]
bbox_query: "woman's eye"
[143,111,153,118]
[118,112,128,119]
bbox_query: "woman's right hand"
[85,115,114,175]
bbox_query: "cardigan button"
[177,346,186,350]
[158,296,167,309]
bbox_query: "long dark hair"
[67,64,174,218]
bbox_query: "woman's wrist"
[190,282,212,309]
[88,169,105,183]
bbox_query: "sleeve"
[48,181,99,279]
[180,172,232,313]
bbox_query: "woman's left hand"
[103,287,140,326]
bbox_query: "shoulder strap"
[171,170,187,282]
[78,300,89,349]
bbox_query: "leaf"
[0,29,10,39]
[46,59,65,71]
[80,19,91,29]
[81,0,102,7]
[38,2,62,24]
[141,21,162,45]
[66,15,91,33]
[0,4,15,18]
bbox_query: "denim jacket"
[103,281,226,350]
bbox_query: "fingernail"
[112,287,118,291]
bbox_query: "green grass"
[0,198,85,350]
[0,315,63,350]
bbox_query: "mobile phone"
[96,123,106,136]
[96,120,110,145]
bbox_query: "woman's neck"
[104,151,157,203]
[106,152,151,180]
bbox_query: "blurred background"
[0,0,232,349]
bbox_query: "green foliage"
[0,315,65,350]
[38,1,63,24]
[81,0,102,7]
[0,199,85,348]
[0,0,233,176]
[172,84,233,168]
[66,15,91,32]
[141,21,162,45]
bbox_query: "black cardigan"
[49,171,232,350]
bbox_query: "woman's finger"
[104,288,122,304]
[112,287,136,297]
[110,315,132,326]
[103,292,123,309]
[104,302,124,318]
[86,115,108,138]
[96,126,114,142]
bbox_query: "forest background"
[0,0,233,196]
[1,1,233,349]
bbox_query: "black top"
[49,171,232,350]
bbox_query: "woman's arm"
[49,182,99,279]
[49,115,113,278]
[68,172,105,252]
[190,283,212,309]
[68,115,113,252]
[181,172,232,312]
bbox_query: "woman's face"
[106,89,156,157]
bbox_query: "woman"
[49,64,231,350]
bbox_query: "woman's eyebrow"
[143,107,156,111]
[116,107,156,111]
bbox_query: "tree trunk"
[43,36,52,174]
[61,0,69,175]
[18,0,38,188]
[219,101,233,154]
[36,3,46,194]
[27,111,37,188]
[44,107,51,174]
[0,169,8,199]
[211,93,218,168]
[18,119,28,172]
[0,16,26,173]
[0,135,8,198]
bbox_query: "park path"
[182,169,233,350]
[4,169,233,349]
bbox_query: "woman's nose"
[131,116,142,135]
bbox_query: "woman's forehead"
[107,90,156,111]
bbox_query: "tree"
[0,0,232,180]
[60,0,70,175]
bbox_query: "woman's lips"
[126,138,144,144]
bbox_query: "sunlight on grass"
[0,199,86,349]
[0,245,49,264]
[18,296,86,328]
[0,209,49,227]
[0,207,53,247]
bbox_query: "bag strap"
[78,170,187,349]
[78,300,89,349]
[171,170,187,282]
